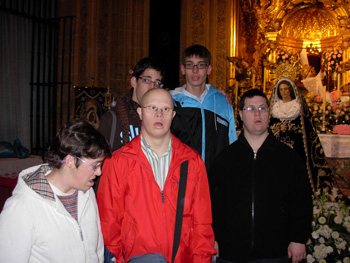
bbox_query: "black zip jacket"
[209,131,312,262]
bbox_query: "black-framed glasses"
[183,62,208,69]
[242,105,269,113]
[137,76,164,88]
[76,156,102,171]
[142,105,173,115]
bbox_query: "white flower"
[319,260,326,263]
[326,246,333,253]
[334,216,343,224]
[312,231,319,239]
[307,254,315,263]
[319,217,327,224]
[332,231,340,239]
[344,257,350,263]
[319,237,325,244]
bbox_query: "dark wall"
[149,0,181,90]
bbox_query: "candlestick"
[337,73,341,100]
[323,85,326,112]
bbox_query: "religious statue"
[227,56,256,90]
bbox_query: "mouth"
[154,122,163,128]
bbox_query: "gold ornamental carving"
[280,6,339,41]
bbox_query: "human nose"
[95,166,102,176]
[155,108,164,116]
[254,108,261,115]
[192,64,199,72]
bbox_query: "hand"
[214,240,219,257]
[218,90,233,106]
[288,242,306,263]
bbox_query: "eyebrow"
[185,60,206,63]
[141,75,162,82]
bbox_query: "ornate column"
[180,0,233,91]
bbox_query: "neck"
[186,84,206,97]
[143,133,171,158]
[46,168,75,194]
[244,130,269,152]
[282,97,292,102]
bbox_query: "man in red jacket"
[97,88,216,263]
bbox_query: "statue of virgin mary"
[269,77,336,196]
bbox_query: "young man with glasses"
[98,57,165,153]
[97,88,216,263]
[0,118,111,262]
[208,89,312,263]
[171,45,237,171]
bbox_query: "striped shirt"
[57,190,79,221]
[141,135,172,191]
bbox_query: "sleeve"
[228,104,238,144]
[97,155,126,263]
[289,153,313,243]
[207,154,226,244]
[191,156,217,263]
[89,188,105,262]
[0,197,34,262]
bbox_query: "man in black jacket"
[209,89,312,263]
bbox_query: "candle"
[234,81,239,105]
[337,73,341,100]
[323,85,326,112]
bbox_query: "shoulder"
[266,134,303,162]
[206,86,232,108]
[170,86,185,99]
[172,135,202,161]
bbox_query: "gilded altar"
[229,0,350,99]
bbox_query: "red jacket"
[97,134,216,263]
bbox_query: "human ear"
[180,64,186,75]
[137,107,142,120]
[130,76,137,88]
[63,155,75,168]
[207,64,213,75]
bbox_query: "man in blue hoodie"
[171,45,237,170]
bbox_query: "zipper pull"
[161,190,165,203]
[253,151,257,160]
[78,223,84,241]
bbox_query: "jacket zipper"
[251,150,257,252]
[78,222,84,241]
[161,190,165,203]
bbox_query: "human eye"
[162,107,171,113]
[259,106,269,112]
[245,106,255,111]
[149,106,158,112]
[198,63,207,69]
[142,78,152,84]
[185,63,194,69]
[154,81,163,88]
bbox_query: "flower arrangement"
[306,93,350,133]
[306,189,350,263]
[333,125,350,135]
[276,47,300,65]
[322,47,343,72]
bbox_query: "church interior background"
[1,0,350,261]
